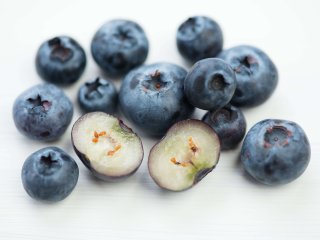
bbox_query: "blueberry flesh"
[21,147,79,202]
[36,36,86,85]
[184,58,236,111]
[119,63,194,136]
[202,104,246,150]
[78,77,117,114]
[218,45,278,107]
[176,16,223,63]
[241,119,311,185]
[13,83,73,141]
[91,19,149,76]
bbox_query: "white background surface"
[1,0,320,239]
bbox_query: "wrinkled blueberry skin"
[21,147,79,202]
[202,104,246,150]
[91,19,149,76]
[36,36,86,85]
[184,58,236,111]
[13,84,73,141]
[78,77,117,114]
[241,119,311,185]
[119,63,194,136]
[176,16,223,63]
[218,45,278,107]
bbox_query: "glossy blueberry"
[91,19,149,76]
[176,16,223,63]
[78,77,117,114]
[202,104,246,150]
[13,84,73,141]
[36,36,86,85]
[119,63,194,136]
[21,147,79,202]
[241,119,311,185]
[184,58,236,111]
[218,45,278,107]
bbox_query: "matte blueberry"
[36,36,86,85]
[218,45,278,107]
[241,119,311,185]
[13,83,73,141]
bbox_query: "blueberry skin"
[13,84,73,141]
[241,119,311,185]
[184,58,236,111]
[119,63,194,136]
[78,77,117,114]
[202,104,246,150]
[176,16,223,63]
[36,36,86,85]
[218,45,278,107]
[91,19,149,76]
[21,147,79,202]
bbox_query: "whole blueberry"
[241,119,311,185]
[218,45,278,107]
[36,36,86,85]
[91,19,149,76]
[184,58,236,111]
[202,104,246,150]
[78,77,117,114]
[176,16,223,63]
[13,84,73,141]
[21,147,79,202]
[119,63,194,136]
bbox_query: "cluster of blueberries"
[13,16,311,201]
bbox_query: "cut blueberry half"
[71,112,144,181]
[148,119,220,191]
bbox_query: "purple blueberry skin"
[202,104,246,150]
[36,36,86,85]
[241,119,311,185]
[13,84,73,141]
[184,58,236,111]
[21,147,79,202]
[218,45,278,107]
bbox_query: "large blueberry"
[241,119,311,185]
[91,19,149,76]
[36,36,86,85]
[13,84,73,141]
[119,63,194,136]
[218,45,278,107]
[21,147,79,202]
[176,16,223,63]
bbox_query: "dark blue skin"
[13,84,73,141]
[218,45,278,107]
[119,63,194,136]
[21,147,79,202]
[176,16,223,63]
[91,19,149,76]
[36,36,86,85]
[202,104,246,150]
[184,58,236,111]
[78,77,117,114]
[241,119,311,185]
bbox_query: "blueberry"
[218,45,278,107]
[119,63,194,136]
[13,83,73,141]
[91,19,149,76]
[21,147,79,202]
[176,16,223,63]
[36,36,86,85]
[78,77,117,114]
[202,104,246,150]
[184,58,236,111]
[241,119,311,185]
